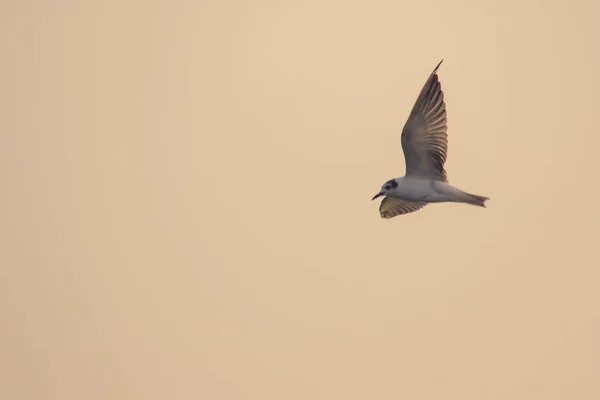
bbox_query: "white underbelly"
[391,179,456,202]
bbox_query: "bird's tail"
[459,191,489,207]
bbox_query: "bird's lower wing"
[379,197,427,219]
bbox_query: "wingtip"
[433,59,444,73]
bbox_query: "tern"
[372,60,489,218]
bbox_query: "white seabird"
[372,60,489,218]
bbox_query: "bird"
[372,60,489,218]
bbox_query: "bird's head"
[372,179,398,200]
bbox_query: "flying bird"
[372,60,489,218]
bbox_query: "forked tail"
[461,192,489,207]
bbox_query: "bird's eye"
[384,185,390,190]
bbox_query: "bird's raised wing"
[401,60,448,182]
[379,197,427,219]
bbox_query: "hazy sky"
[2,1,600,399]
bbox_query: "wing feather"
[401,60,449,182]
[379,197,428,219]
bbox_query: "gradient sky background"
[2,1,600,399]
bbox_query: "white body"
[387,177,466,203]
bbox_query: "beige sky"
[2,1,600,399]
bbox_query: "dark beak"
[371,192,384,201]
